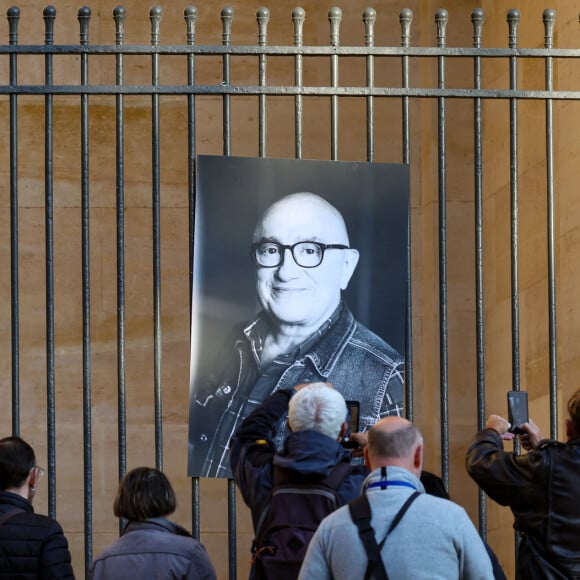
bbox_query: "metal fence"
[1,4,577,577]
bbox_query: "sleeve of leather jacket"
[465,428,547,508]
[229,389,293,509]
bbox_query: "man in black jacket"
[466,388,580,579]
[0,436,75,579]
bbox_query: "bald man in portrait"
[189,192,405,478]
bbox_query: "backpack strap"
[349,491,421,580]
[0,508,25,527]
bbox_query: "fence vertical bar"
[293,8,305,159]
[508,10,521,394]
[543,9,558,440]
[221,8,237,578]
[329,7,341,160]
[222,7,233,156]
[150,6,164,471]
[113,7,127,532]
[43,5,57,519]
[78,6,93,573]
[363,8,375,162]
[400,8,413,421]
[8,6,20,437]
[435,8,450,489]
[257,8,269,158]
[472,7,487,539]
[184,4,201,541]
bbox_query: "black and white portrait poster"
[188,155,409,478]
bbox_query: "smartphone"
[507,390,529,435]
[341,400,360,448]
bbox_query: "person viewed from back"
[0,436,75,579]
[230,382,368,579]
[420,470,507,580]
[466,388,580,579]
[89,467,216,580]
[299,417,493,579]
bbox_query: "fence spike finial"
[184,6,197,45]
[43,6,56,45]
[328,7,342,47]
[435,8,448,48]
[507,9,520,49]
[363,8,376,48]
[7,6,21,45]
[257,7,269,47]
[292,7,305,47]
[150,6,162,46]
[543,9,556,49]
[113,6,125,45]
[78,7,91,46]
[471,8,484,48]
[400,8,413,48]
[221,6,234,46]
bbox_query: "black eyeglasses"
[251,241,349,268]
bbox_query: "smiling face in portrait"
[252,193,360,331]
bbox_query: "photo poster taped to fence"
[188,155,409,478]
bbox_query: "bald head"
[253,192,350,246]
[365,417,424,475]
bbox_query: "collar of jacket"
[0,490,34,514]
[241,302,356,379]
[123,517,192,538]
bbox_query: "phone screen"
[507,390,529,434]
[342,401,360,447]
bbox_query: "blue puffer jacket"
[0,491,75,579]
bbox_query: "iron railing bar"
[329,8,341,160]
[3,86,580,100]
[400,8,413,421]
[220,7,237,579]
[3,44,580,57]
[150,6,163,473]
[508,10,521,393]
[113,7,127,534]
[436,9,450,491]
[293,8,304,159]
[43,5,57,520]
[184,4,201,542]
[471,8,487,539]
[78,6,93,574]
[8,6,20,437]
[257,8,269,158]
[543,9,558,439]
[364,8,375,162]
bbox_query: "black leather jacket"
[466,428,580,579]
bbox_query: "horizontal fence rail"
[0,4,574,578]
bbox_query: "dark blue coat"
[0,491,75,579]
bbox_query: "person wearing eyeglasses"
[0,436,75,579]
[189,192,404,478]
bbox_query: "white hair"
[288,382,347,440]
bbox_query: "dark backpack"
[251,461,353,580]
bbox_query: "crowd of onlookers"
[1,384,579,579]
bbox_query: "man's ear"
[340,249,360,290]
[565,418,576,440]
[286,418,293,432]
[413,443,424,472]
[363,446,371,470]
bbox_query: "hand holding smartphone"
[507,390,529,435]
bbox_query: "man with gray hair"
[230,382,368,579]
[299,417,493,580]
